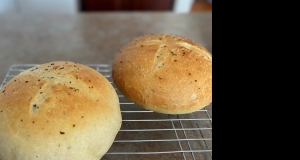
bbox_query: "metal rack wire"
[0,64,212,160]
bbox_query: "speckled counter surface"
[0,12,212,159]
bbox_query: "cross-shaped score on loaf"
[133,34,212,74]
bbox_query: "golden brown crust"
[112,34,212,114]
[0,61,122,160]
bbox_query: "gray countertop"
[0,12,211,82]
[0,12,212,160]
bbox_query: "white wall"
[173,0,195,13]
[0,0,16,13]
[0,0,77,14]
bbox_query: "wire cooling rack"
[1,64,212,160]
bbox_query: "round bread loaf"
[0,61,122,160]
[112,34,212,114]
